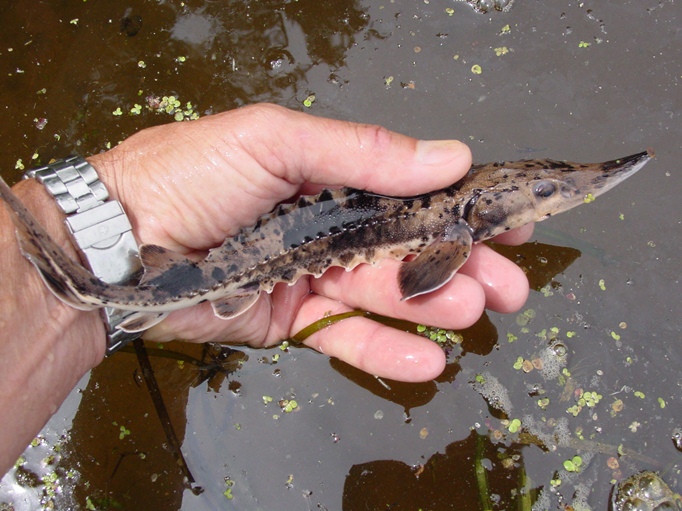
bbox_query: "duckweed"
[563,455,583,472]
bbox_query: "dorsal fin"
[205,235,264,271]
[138,244,196,285]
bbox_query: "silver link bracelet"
[25,156,142,355]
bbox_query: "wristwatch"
[24,156,142,355]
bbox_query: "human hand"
[90,104,532,382]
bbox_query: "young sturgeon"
[0,151,651,333]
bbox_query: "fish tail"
[0,176,100,310]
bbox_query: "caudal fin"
[0,176,99,310]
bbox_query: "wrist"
[24,156,142,354]
[0,178,104,474]
[10,178,107,364]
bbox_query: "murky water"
[0,0,680,509]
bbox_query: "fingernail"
[416,139,466,165]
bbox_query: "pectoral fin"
[398,220,473,300]
[210,285,261,319]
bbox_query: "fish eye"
[534,181,556,198]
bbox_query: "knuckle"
[354,123,395,154]
[230,103,289,131]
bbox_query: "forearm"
[0,179,104,475]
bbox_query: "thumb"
[228,104,473,196]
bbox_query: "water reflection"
[55,343,244,509]
[343,431,533,510]
[0,0,370,175]
[173,0,371,104]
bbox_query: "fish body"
[0,151,652,332]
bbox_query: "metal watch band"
[25,156,142,355]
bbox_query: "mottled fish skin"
[0,151,652,332]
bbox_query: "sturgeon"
[0,151,651,333]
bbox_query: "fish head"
[464,150,652,240]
